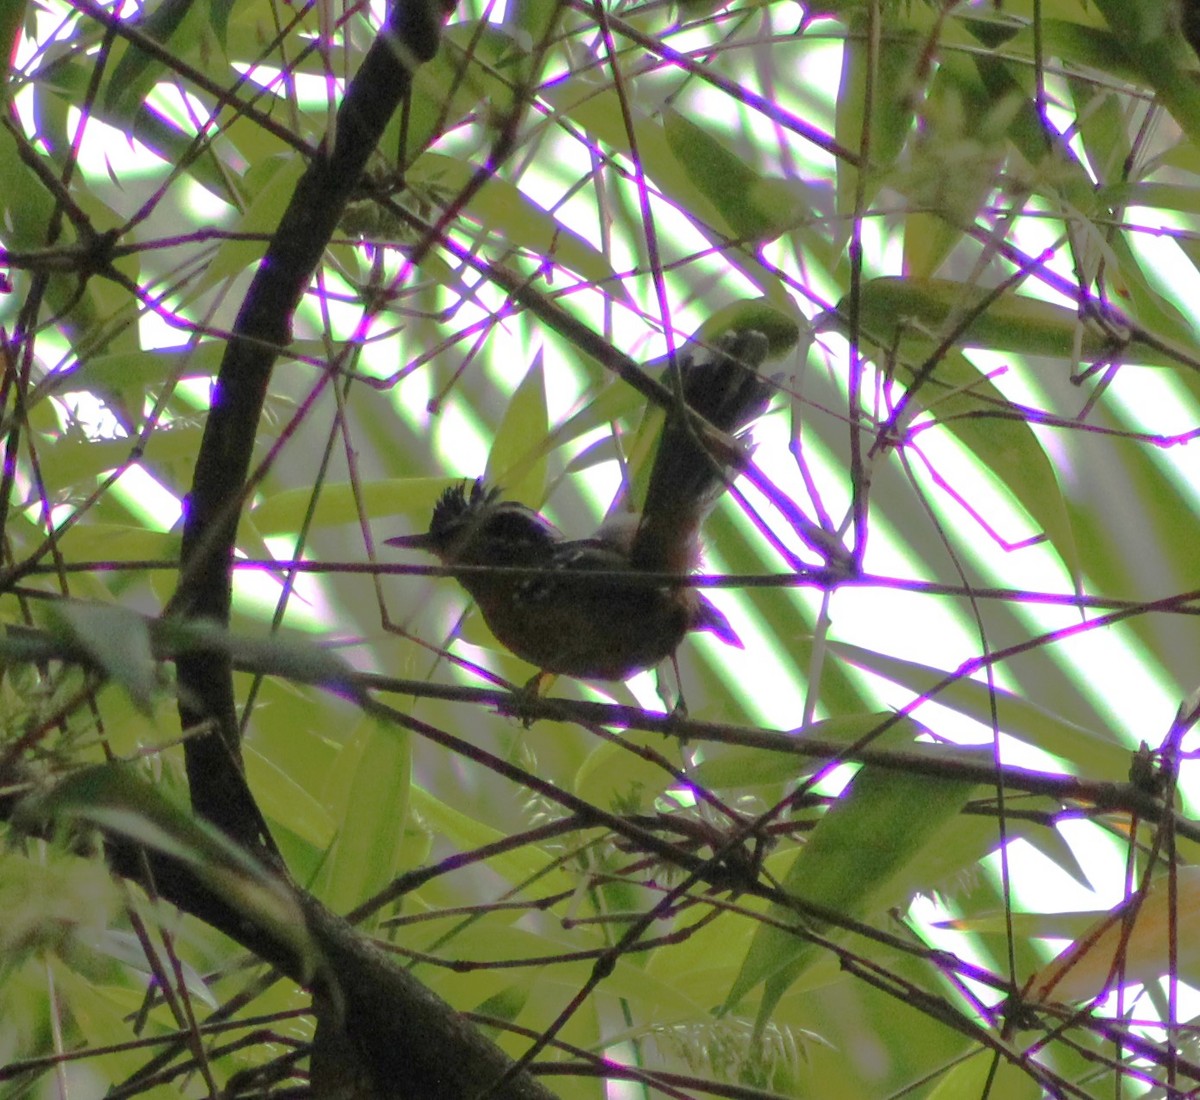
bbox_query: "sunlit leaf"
[1027,867,1200,1005]
[664,110,808,243]
[726,749,979,1019]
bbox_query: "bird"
[387,328,773,686]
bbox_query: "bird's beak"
[384,532,436,551]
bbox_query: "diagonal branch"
[171,0,453,849]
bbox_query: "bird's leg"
[658,655,689,721]
[512,669,551,727]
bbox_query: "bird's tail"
[631,329,773,573]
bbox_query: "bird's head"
[387,479,560,565]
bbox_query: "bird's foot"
[656,659,688,731]
[512,670,549,727]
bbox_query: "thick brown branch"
[172,0,452,848]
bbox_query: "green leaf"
[168,620,359,692]
[726,751,979,1021]
[692,299,804,358]
[905,346,1081,584]
[843,276,1185,366]
[898,57,1013,277]
[243,743,336,851]
[0,123,98,336]
[79,343,225,392]
[927,1052,1043,1100]
[1092,0,1200,148]
[252,477,451,536]
[502,1,566,99]
[19,764,319,980]
[574,732,681,813]
[409,787,549,890]
[826,641,1131,778]
[664,110,807,243]
[0,0,26,110]
[35,426,203,488]
[485,349,549,499]
[102,0,206,117]
[318,716,411,922]
[192,154,306,297]
[44,602,159,715]
[392,21,527,164]
[0,850,119,975]
[50,525,180,568]
[836,22,921,221]
[91,928,216,1007]
[407,153,621,292]
[1008,21,1135,86]
[545,82,725,235]
[692,712,933,789]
